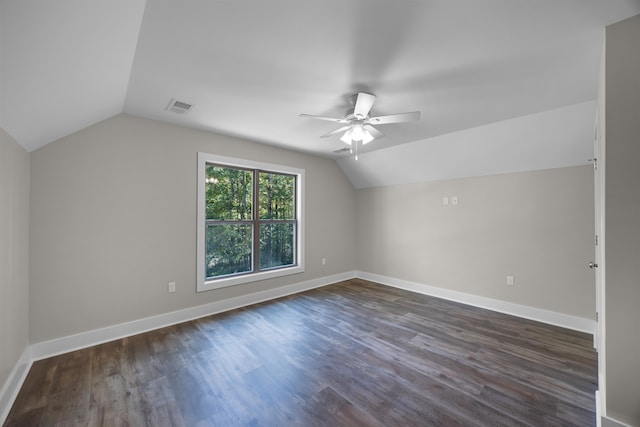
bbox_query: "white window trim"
[196,153,305,292]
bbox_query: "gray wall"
[29,114,357,343]
[605,14,640,425]
[0,128,29,390]
[356,166,595,319]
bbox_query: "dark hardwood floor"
[5,279,598,426]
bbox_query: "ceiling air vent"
[333,147,351,154]
[166,98,194,114]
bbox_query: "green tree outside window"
[205,164,296,280]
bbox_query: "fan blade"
[363,124,384,140]
[299,113,349,124]
[320,125,352,138]
[353,93,376,119]
[367,111,421,125]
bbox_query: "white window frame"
[197,153,305,292]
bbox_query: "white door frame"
[594,39,607,423]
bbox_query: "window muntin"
[197,153,304,291]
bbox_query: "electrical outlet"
[322,258,326,265]
[168,282,176,293]
[506,276,514,286]
[452,196,458,205]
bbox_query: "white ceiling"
[339,101,597,188]
[1,0,639,185]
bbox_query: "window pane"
[260,223,295,269]
[206,164,252,220]
[206,224,252,279]
[259,172,295,220]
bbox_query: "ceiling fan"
[300,92,420,158]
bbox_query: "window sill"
[197,265,305,292]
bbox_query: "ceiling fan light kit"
[339,123,374,145]
[300,92,420,159]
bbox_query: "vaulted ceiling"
[1,1,639,187]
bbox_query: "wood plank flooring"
[5,279,598,426]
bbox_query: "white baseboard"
[2,269,597,425]
[355,271,596,334]
[30,271,356,361]
[0,347,32,424]
[0,271,353,425]
[27,270,595,361]
[596,390,602,427]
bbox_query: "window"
[197,153,304,291]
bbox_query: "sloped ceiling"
[0,0,146,150]
[1,0,639,186]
